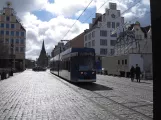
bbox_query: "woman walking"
[130,66,135,82]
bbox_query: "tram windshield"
[78,56,95,71]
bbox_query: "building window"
[20,39,24,44]
[100,48,107,55]
[88,42,91,47]
[85,43,88,47]
[16,39,19,44]
[125,59,127,64]
[92,40,95,46]
[21,32,24,36]
[110,49,114,55]
[11,24,15,28]
[1,23,4,28]
[118,11,120,17]
[11,39,14,44]
[116,23,120,27]
[92,31,95,38]
[88,33,91,40]
[118,60,120,65]
[110,3,116,10]
[6,24,10,28]
[107,22,111,28]
[100,30,107,37]
[100,39,107,46]
[10,48,14,53]
[122,60,124,65]
[20,47,24,52]
[6,16,10,21]
[110,40,116,46]
[85,43,87,47]
[0,30,4,35]
[6,31,9,35]
[5,39,9,44]
[112,22,115,28]
[16,31,19,36]
[85,35,87,41]
[11,31,14,36]
[15,47,19,52]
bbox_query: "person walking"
[130,65,135,82]
[135,64,141,82]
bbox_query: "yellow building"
[0,2,26,71]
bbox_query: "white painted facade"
[84,3,124,57]
[102,22,153,79]
[114,22,152,55]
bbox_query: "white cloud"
[75,10,84,17]
[0,0,151,60]
[0,0,48,14]
[44,0,96,17]
[21,13,88,60]
[142,0,150,5]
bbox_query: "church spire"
[42,40,45,52]
[37,40,47,67]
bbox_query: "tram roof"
[50,47,95,61]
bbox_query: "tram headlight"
[81,72,83,74]
[92,72,95,74]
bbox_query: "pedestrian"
[130,65,135,82]
[135,64,141,82]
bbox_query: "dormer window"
[6,16,10,21]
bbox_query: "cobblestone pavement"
[0,70,153,120]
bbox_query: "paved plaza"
[0,70,153,120]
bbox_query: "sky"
[0,0,151,60]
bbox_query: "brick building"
[0,2,26,71]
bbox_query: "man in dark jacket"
[130,66,135,82]
[135,64,141,82]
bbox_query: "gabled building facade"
[111,21,153,79]
[84,3,124,59]
[114,21,152,55]
[0,2,26,71]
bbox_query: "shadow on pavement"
[72,82,113,91]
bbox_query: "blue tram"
[49,48,96,82]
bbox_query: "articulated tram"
[49,48,96,82]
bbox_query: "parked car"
[32,66,46,71]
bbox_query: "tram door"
[71,57,79,81]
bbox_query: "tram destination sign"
[79,52,94,56]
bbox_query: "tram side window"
[63,60,65,70]
[68,61,70,71]
[66,61,68,70]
